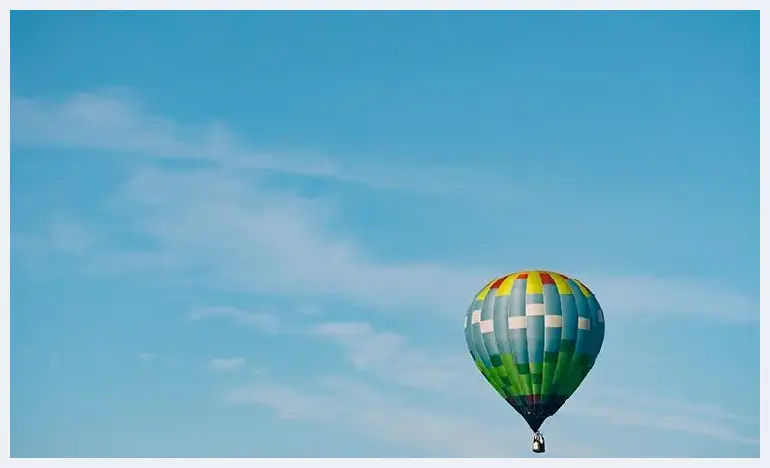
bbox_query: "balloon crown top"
[473,270,595,300]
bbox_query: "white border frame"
[3,1,765,465]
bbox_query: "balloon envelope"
[463,270,605,432]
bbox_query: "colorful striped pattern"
[463,270,606,432]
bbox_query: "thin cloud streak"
[224,377,597,457]
[563,403,758,446]
[207,357,247,372]
[195,310,756,445]
[10,89,506,196]
[190,306,281,333]
[19,164,757,324]
[137,352,156,361]
[11,89,757,324]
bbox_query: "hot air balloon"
[463,270,605,454]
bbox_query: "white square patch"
[508,316,527,330]
[525,304,545,316]
[471,310,481,324]
[545,315,563,328]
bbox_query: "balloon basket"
[532,432,545,454]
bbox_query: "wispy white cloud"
[24,164,756,325]
[307,322,405,367]
[207,357,247,372]
[11,89,757,324]
[296,304,323,317]
[51,165,489,315]
[10,89,504,196]
[579,275,758,323]
[190,306,281,333]
[586,386,748,423]
[563,402,758,446]
[307,321,475,394]
[13,88,205,158]
[13,217,99,263]
[225,377,597,457]
[189,309,478,396]
[10,88,758,453]
[137,352,156,361]
[195,309,756,446]
[553,384,759,446]
[46,217,99,257]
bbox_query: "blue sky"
[10,10,759,457]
